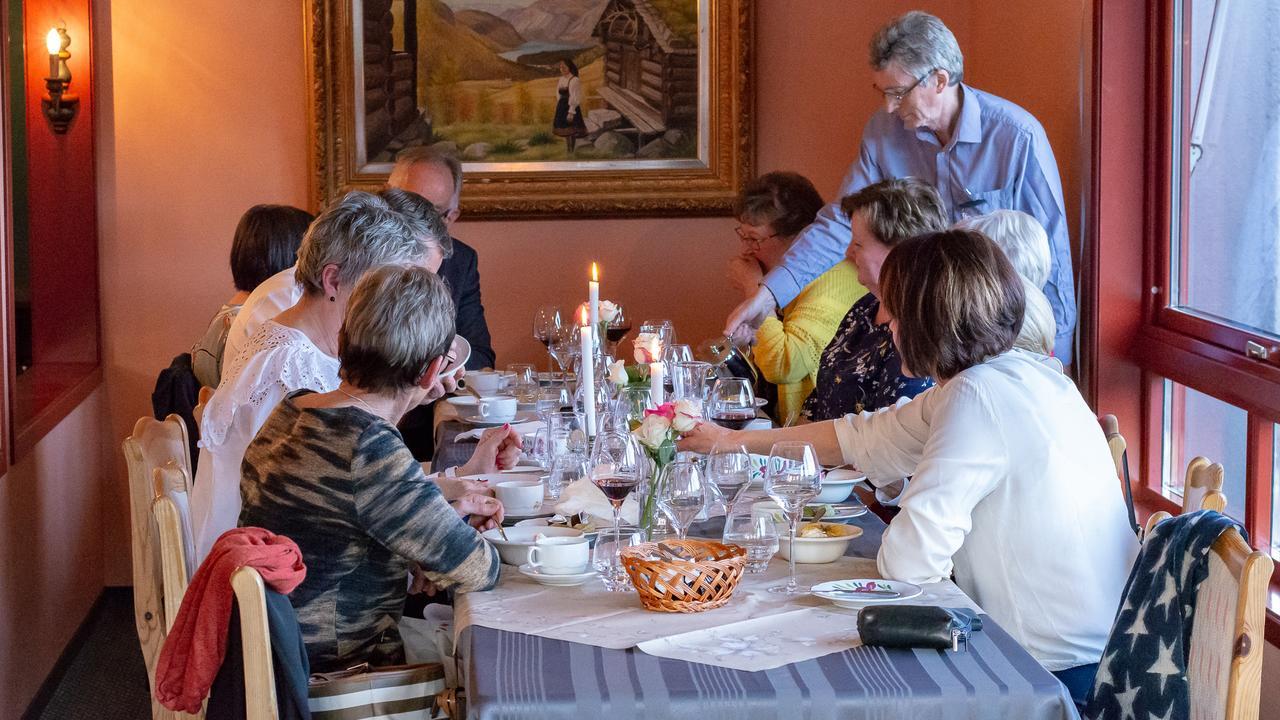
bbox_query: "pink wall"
[0,390,107,716]
[91,1,1086,575]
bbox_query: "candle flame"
[591,262,598,282]
[579,306,590,326]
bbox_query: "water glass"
[664,343,694,366]
[671,361,713,407]
[507,363,539,404]
[722,512,779,574]
[536,383,572,416]
[764,441,821,595]
[547,450,587,501]
[658,461,706,539]
[594,528,641,592]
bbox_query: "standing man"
[725,11,1077,362]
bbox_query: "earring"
[329,296,336,302]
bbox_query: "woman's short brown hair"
[839,178,947,246]
[735,171,825,238]
[339,265,456,394]
[879,229,1025,380]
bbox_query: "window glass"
[1171,0,1280,338]
[1162,380,1247,521]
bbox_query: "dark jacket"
[208,589,311,720]
[152,352,201,472]
[401,236,494,460]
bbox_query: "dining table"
[432,417,1080,720]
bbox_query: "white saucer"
[518,563,596,586]
[458,410,540,427]
[812,579,923,608]
[502,507,556,522]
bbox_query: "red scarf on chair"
[154,527,306,713]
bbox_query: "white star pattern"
[1152,575,1177,612]
[1122,610,1148,652]
[1113,683,1141,720]
[1147,637,1179,695]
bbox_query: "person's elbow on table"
[877,544,949,585]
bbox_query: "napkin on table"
[455,420,543,441]
[554,478,640,526]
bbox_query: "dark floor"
[25,588,151,720]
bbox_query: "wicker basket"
[619,539,747,613]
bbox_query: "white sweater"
[834,349,1139,671]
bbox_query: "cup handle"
[527,546,541,568]
[479,402,493,418]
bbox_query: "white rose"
[633,413,671,449]
[634,332,661,363]
[607,359,628,386]
[671,398,703,433]
[598,300,619,323]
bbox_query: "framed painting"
[306,0,754,218]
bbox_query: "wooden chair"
[153,461,196,631]
[123,414,193,720]
[1183,456,1226,513]
[231,566,280,720]
[1099,414,1139,534]
[1140,515,1272,718]
[193,386,214,434]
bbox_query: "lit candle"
[580,315,597,436]
[650,362,664,406]
[588,262,600,340]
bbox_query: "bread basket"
[619,539,746,613]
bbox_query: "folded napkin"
[554,478,640,526]
[455,420,543,441]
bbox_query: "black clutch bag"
[856,606,983,651]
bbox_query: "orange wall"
[0,390,107,716]
[92,1,1086,582]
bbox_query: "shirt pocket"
[957,184,1013,219]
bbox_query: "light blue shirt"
[763,84,1077,363]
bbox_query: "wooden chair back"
[1184,456,1226,514]
[1099,414,1139,534]
[123,414,192,720]
[153,462,196,629]
[230,566,280,720]
[193,386,214,434]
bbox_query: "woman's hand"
[434,474,492,502]
[409,563,441,596]
[726,255,764,299]
[459,424,524,476]
[677,420,734,455]
[452,492,505,531]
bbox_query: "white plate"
[812,579,923,607]
[518,563,596,586]
[458,410,541,427]
[502,507,556,522]
[514,517,637,539]
[752,500,868,523]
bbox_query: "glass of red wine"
[589,430,643,534]
[708,377,756,430]
[604,302,632,354]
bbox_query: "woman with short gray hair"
[240,264,508,671]
[956,210,1057,357]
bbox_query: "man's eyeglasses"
[877,70,933,104]
[734,225,777,248]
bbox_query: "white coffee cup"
[526,536,590,574]
[477,395,517,423]
[494,479,544,515]
[469,370,507,396]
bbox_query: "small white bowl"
[481,525,583,566]
[776,523,862,563]
[815,477,861,504]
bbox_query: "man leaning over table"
[724,10,1078,363]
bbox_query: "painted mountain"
[499,0,610,44]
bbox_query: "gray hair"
[955,210,1052,287]
[388,144,463,208]
[294,191,426,297]
[1014,277,1057,356]
[870,11,964,86]
[377,187,454,259]
[339,264,457,394]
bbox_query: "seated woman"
[955,209,1057,358]
[682,229,1139,704]
[193,190,509,563]
[726,172,866,423]
[240,264,501,672]
[802,179,944,421]
[191,204,314,389]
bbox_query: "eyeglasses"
[877,70,933,104]
[734,225,777,248]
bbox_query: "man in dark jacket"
[389,146,495,458]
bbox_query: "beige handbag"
[308,663,447,720]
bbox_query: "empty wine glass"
[536,383,572,417]
[708,377,756,430]
[547,325,579,373]
[705,442,753,512]
[590,430,643,533]
[722,512,779,574]
[764,441,821,595]
[664,343,694,367]
[658,461,706,539]
[507,363,538,404]
[532,306,564,371]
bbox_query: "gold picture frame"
[306,0,754,218]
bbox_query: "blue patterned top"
[803,294,933,421]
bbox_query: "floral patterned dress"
[803,294,934,421]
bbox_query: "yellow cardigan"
[751,262,866,423]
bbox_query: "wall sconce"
[42,25,78,134]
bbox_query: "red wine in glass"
[606,323,632,343]
[594,475,638,506]
[712,410,756,430]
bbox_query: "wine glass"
[722,512,779,574]
[764,441,822,595]
[708,377,756,430]
[657,461,706,539]
[705,442,753,512]
[604,302,631,354]
[590,430,643,533]
[547,325,580,373]
[664,343,694,367]
[536,383,572,417]
[532,306,564,371]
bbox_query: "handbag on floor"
[308,662,447,720]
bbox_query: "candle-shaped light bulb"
[46,28,60,55]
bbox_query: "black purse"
[856,606,983,651]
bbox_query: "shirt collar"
[953,84,983,145]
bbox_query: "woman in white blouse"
[551,59,586,153]
[192,190,513,563]
[682,228,1138,705]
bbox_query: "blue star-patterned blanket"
[1085,510,1244,720]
